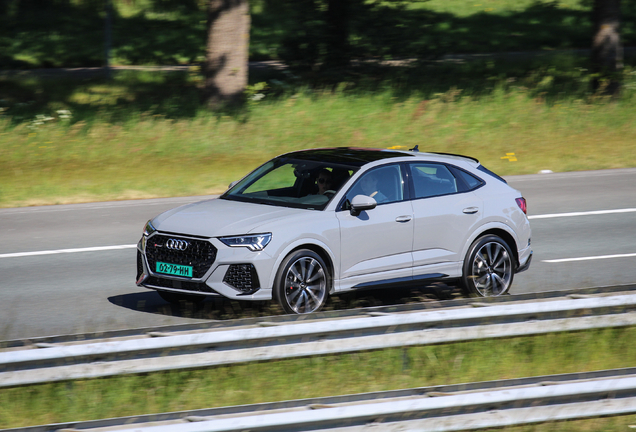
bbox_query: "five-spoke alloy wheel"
[461,235,515,297]
[274,249,329,314]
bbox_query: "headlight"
[220,233,272,251]
[143,220,157,236]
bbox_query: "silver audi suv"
[136,147,532,314]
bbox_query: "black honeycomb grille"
[145,234,217,279]
[223,264,260,293]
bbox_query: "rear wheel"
[461,235,515,297]
[274,249,329,314]
[158,290,206,305]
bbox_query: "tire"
[461,235,515,297]
[158,290,206,305]
[274,249,330,314]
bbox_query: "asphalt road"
[1,168,635,340]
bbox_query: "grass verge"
[0,327,635,428]
[2,56,636,208]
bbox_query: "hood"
[152,198,307,238]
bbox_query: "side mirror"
[228,180,239,189]
[350,195,377,216]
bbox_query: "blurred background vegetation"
[1,0,635,68]
[1,0,635,207]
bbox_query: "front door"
[336,164,414,291]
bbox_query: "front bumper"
[136,233,275,301]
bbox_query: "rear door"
[408,162,484,274]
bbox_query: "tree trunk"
[205,0,250,108]
[591,0,622,95]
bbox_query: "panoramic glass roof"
[285,147,414,167]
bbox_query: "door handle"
[395,215,413,223]
[463,207,479,214]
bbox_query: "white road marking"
[543,253,636,263]
[529,208,636,220]
[505,167,636,182]
[2,209,634,260]
[0,245,137,259]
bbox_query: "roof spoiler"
[426,152,479,164]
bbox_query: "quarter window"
[449,166,483,192]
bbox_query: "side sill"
[352,273,448,290]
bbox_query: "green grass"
[2,56,636,208]
[1,327,635,428]
[422,0,587,15]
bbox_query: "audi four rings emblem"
[166,239,189,251]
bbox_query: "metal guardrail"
[4,368,636,432]
[1,292,636,388]
[3,284,634,350]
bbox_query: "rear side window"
[410,163,458,199]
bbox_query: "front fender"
[264,238,338,292]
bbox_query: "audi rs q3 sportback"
[136,147,532,314]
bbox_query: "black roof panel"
[282,147,412,166]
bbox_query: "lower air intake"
[223,264,260,294]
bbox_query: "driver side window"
[345,165,404,206]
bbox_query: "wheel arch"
[266,240,336,293]
[474,228,519,267]
[286,244,336,293]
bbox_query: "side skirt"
[351,273,448,291]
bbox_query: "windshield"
[221,157,359,210]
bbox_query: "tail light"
[515,197,527,215]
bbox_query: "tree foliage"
[272,0,438,71]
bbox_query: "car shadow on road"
[108,283,465,321]
[107,291,279,320]
[330,283,465,313]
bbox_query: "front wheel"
[461,235,515,297]
[274,249,329,314]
